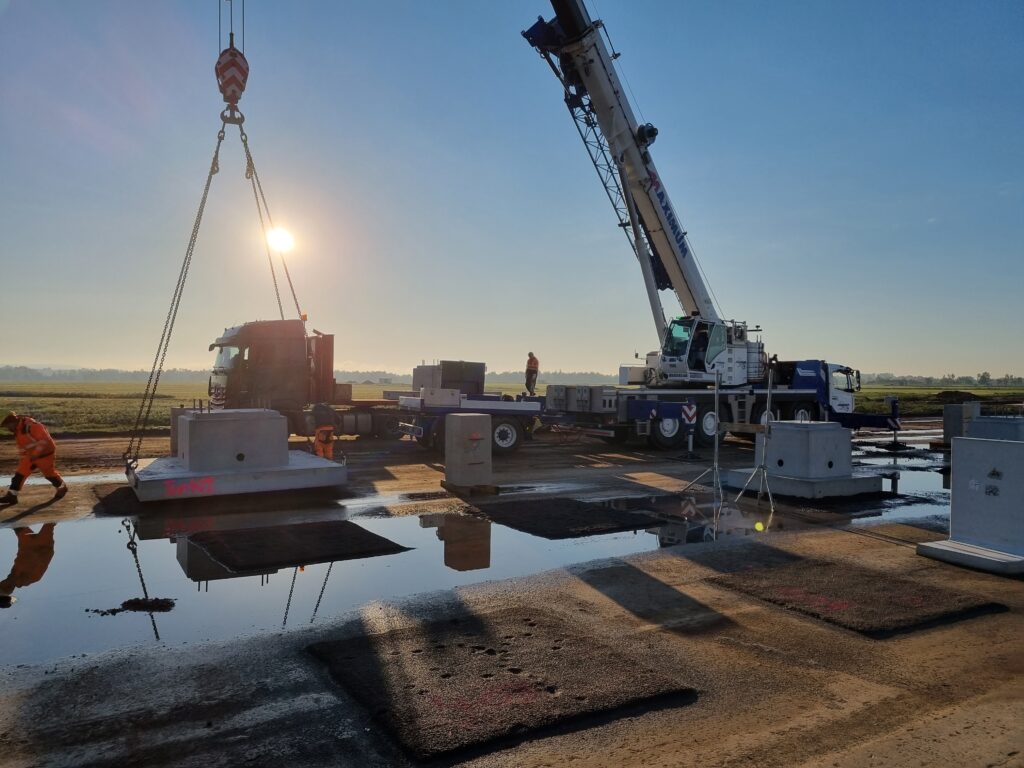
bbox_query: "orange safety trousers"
[314,426,335,460]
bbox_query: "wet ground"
[0,424,953,666]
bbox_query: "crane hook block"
[215,45,249,109]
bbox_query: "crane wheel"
[492,419,522,453]
[647,417,686,450]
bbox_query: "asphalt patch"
[189,520,410,573]
[308,607,696,759]
[709,559,1007,638]
[473,497,663,539]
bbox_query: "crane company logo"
[647,172,688,256]
[795,367,818,378]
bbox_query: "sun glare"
[266,227,295,253]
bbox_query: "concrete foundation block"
[918,437,1024,574]
[178,409,288,472]
[169,407,202,456]
[129,450,347,502]
[966,416,1024,442]
[755,421,853,480]
[723,468,882,499]
[421,388,461,407]
[943,402,981,443]
[444,413,492,488]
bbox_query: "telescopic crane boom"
[524,1,765,388]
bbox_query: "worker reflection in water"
[311,403,336,461]
[525,352,539,397]
[0,523,56,608]
[1,412,67,505]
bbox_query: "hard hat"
[1,412,17,428]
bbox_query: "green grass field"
[1,381,1021,435]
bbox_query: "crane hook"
[215,32,249,124]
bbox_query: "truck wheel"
[647,417,686,450]
[374,413,404,440]
[789,402,817,422]
[492,419,522,453]
[693,405,720,448]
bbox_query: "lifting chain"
[122,518,161,641]
[309,562,333,624]
[123,126,226,471]
[282,566,298,628]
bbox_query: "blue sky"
[1,0,1021,375]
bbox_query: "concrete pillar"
[178,409,288,472]
[943,402,981,443]
[444,413,492,487]
[755,421,853,480]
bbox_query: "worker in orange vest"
[525,352,540,396]
[310,403,336,461]
[0,523,56,608]
[1,412,67,505]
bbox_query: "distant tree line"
[1,365,1019,388]
[863,372,1024,387]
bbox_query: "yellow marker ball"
[754,521,765,532]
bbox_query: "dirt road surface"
[1,424,1020,768]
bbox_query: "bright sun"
[266,227,295,253]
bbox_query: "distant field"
[1,380,1020,435]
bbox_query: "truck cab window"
[213,346,243,371]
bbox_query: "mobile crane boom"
[524,0,765,389]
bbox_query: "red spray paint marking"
[163,476,216,498]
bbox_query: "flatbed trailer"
[398,394,542,453]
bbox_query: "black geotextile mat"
[308,607,696,759]
[92,483,346,517]
[708,559,1008,639]
[473,498,663,540]
[189,520,410,572]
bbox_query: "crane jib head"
[647,172,688,257]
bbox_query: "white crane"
[524,0,766,389]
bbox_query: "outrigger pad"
[708,559,1007,638]
[474,497,663,540]
[308,607,696,759]
[189,520,410,573]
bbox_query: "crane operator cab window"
[688,321,712,371]
[662,319,693,359]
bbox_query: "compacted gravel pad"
[709,559,1007,638]
[308,607,696,758]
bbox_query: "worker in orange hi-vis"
[310,403,336,461]
[0,523,57,609]
[525,352,540,396]
[1,412,67,505]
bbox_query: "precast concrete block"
[943,402,981,442]
[755,421,852,480]
[917,437,1024,574]
[421,388,461,407]
[178,409,288,472]
[966,416,1024,442]
[169,407,202,455]
[444,413,492,488]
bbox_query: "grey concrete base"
[917,540,1024,575]
[129,451,347,502]
[724,468,883,499]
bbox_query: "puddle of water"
[851,454,951,524]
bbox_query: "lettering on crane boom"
[647,172,687,257]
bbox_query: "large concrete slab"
[307,607,696,759]
[708,558,1007,638]
[129,450,347,502]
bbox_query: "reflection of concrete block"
[445,414,492,487]
[967,416,1024,442]
[943,402,981,442]
[755,421,852,480]
[918,438,1024,574]
[179,409,288,472]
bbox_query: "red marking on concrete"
[163,476,216,498]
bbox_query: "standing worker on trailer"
[1,412,67,505]
[525,352,540,396]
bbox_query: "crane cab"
[645,317,763,388]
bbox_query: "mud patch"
[474,497,662,539]
[189,520,410,573]
[308,607,696,758]
[709,559,1007,638]
[87,597,176,616]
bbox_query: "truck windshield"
[213,345,242,371]
[831,367,856,393]
[662,320,693,357]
